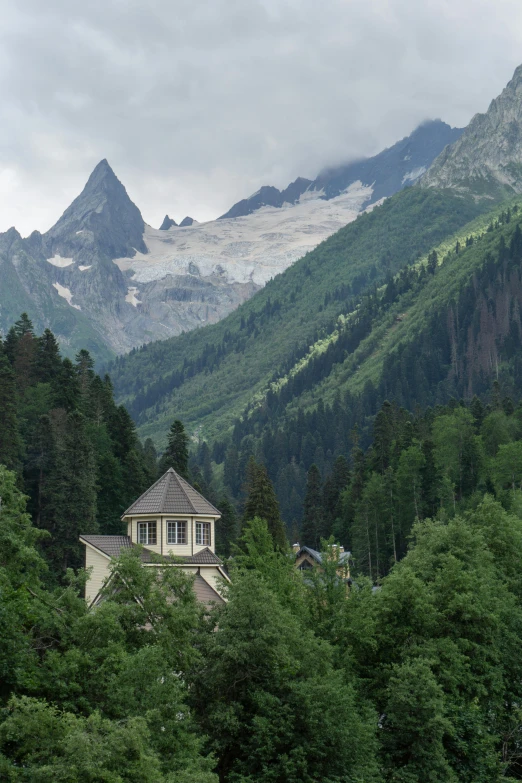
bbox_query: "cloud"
[1,0,522,235]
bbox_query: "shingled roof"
[122,468,221,517]
[80,535,223,566]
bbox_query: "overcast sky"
[1,0,522,236]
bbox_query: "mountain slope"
[422,65,522,197]
[1,118,455,361]
[109,187,486,446]
[220,120,462,219]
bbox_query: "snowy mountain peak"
[220,120,462,221]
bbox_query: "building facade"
[80,468,228,608]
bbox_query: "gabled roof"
[296,545,351,565]
[80,535,223,566]
[122,468,220,517]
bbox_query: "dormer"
[122,468,221,558]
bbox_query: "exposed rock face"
[220,121,462,219]
[159,215,178,230]
[220,178,312,219]
[0,117,467,362]
[0,161,265,358]
[46,159,147,258]
[421,65,522,197]
[313,120,462,202]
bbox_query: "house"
[293,544,351,579]
[80,468,228,609]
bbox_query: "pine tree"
[302,464,323,548]
[160,420,189,478]
[215,493,238,558]
[243,457,287,550]
[52,358,80,411]
[41,410,98,573]
[0,354,22,471]
[34,329,61,384]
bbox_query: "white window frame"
[137,520,157,545]
[167,520,187,545]
[195,521,211,547]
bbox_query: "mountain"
[220,120,462,219]
[1,119,457,362]
[219,178,313,219]
[0,163,263,358]
[109,186,487,445]
[159,215,178,230]
[422,65,522,197]
[159,215,195,229]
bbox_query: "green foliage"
[109,187,486,444]
[159,419,189,478]
[191,570,379,783]
[243,457,287,549]
[1,320,153,575]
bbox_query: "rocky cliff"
[422,65,522,197]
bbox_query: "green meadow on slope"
[110,187,486,446]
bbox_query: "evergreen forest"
[6,192,522,780]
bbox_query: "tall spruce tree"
[243,457,287,550]
[0,354,21,472]
[301,464,323,548]
[215,493,238,558]
[160,420,189,478]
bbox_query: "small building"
[294,544,351,579]
[80,468,228,609]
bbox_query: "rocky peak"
[179,216,195,227]
[0,226,22,253]
[159,215,178,230]
[421,64,522,196]
[45,159,147,258]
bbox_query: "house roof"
[80,535,223,566]
[122,468,221,518]
[296,545,351,565]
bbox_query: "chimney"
[339,546,344,554]
[292,542,300,554]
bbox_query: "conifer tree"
[301,464,323,548]
[160,420,189,478]
[41,411,98,572]
[0,354,21,472]
[215,493,238,558]
[243,457,286,550]
[34,329,61,384]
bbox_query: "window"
[137,521,157,545]
[167,520,187,545]
[195,521,211,547]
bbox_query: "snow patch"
[47,254,74,268]
[53,282,81,309]
[114,182,373,288]
[125,286,141,307]
[78,265,92,271]
[402,166,427,184]
[298,187,324,204]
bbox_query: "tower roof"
[122,468,220,517]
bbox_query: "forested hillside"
[5,307,522,780]
[0,315,157,574]
[109,187,486,443]
[196,202,522,533]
